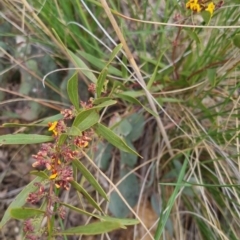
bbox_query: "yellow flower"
[205,2,215,16]
[192,3,201,12]
[49,173,57,179]
[48,121,58,136]
[186,0,202,13]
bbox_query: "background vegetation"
[1,0,240,239]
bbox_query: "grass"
[1,0,240,239]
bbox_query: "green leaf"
[116,93,157,117]
[106,44,123,67]
[10,208,44,220]
[151,194,161,215]
[67,50,97,83]
[96,44,122,98]
[0,177,42,228]
[156,97,183,104]
[67,126,82,136]
[97,68,108,98]
[30,171,49,179]
[109,170,139,218]
[40,114,63,124]
[154,154,189,239]
[55,221,124,236]
[126,113,145,142]
[207,68,216,87]
[114,119,132,137]
[95,142,113,170]
[67,72,79,110]
[77,50,122,76]
[60,202,101,219]
[95,123,141,157]
[93,100,117,109]
[101,216,139,226]
[58,133,68,146]
[233,34,240,49]
[120,139,138,167]
[70,180,102,212]
[183,29,201,45]
[0,134,53,145]
[2,123,46,127]
[93,97,112,105]
[73,109,99,131]
[73,159,108,201]
[201,11,212,25]
[120,90,145,98]
[121,55,128,79]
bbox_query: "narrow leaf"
[97,68,108,98]
[106,44,123,67]
[116,93,157,117]
[96,44,122,98]
[67,72,79,110]
[233,34,240,49]
[0,134,53,145]
[101,216,139,226]
[154,155,188,239]
[30,171,48,179]
[2,123,46,127]
[58,133,68,146]
[60,202,101,219]
[95,123,141,157]
[93,100,117,109]
[73,109,99,131]
[11,208,44,220]
[55,221,124,236]
[0,177,42,228]
[68,50,97,83]
[67,126,82,136]
[77,50,122,76]
[73,159,108,201]
[183,29,201,45]
[93,97,112,105]
[70,180,102,212]
[40,114,63,124]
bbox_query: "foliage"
[1,0,240,239]
[0,47,140,237]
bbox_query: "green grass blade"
[154,154,189,239]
